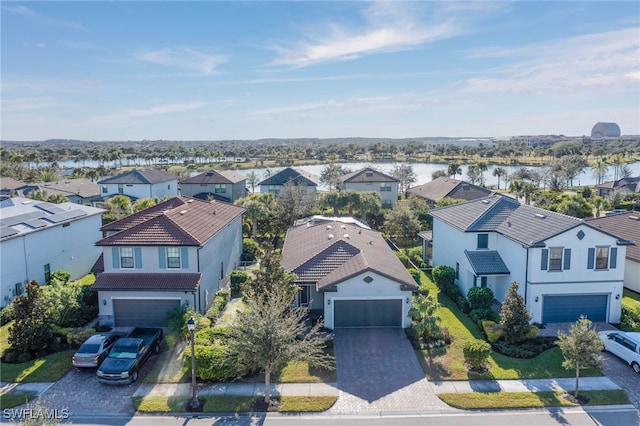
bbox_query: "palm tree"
[591,158,609,185]
[447,162,462,178]
[133,198,157,213]
[237,196,269,238]
[47,194,69,204]
[107,195,132,220]
[408,294,441,340]
[492,167,507,190]
[246,170,261,193]
[508,180,524,202]
[28,189,49,201]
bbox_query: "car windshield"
[77,343,100,353]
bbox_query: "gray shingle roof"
[340,168,399,183]
[180,169,246,184]
[99,169,178,185]
[465,250,510,275]
[258,167,318,186]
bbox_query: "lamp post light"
[187,316,198,409]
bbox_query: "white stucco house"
[91,196,245,327]
[429,194,632,324]
[98,169,178,202]
[339,167,400,208]
[280,216,418,329]
[0,197,105,307]
[179,169,247,203]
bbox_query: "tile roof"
[91,253,104,274]
[101,197,187,233]
[96,196,245,246]
[258,167,319,186]
[430,194,630,248]
[465,250,511,275]
[98,169,178,185]
[596,176,640,192]
[407,177,491,202]
[587,213,640,262]
[340,168,399,183]
[0,177,25,191]
[91,272,201,290]
[281,218,418,291]
[180,169,246,184]
[33,178,100,198]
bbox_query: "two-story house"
[407,177,492,208]
[338,167,399,208]
[429,194,632,324]
[98,169,178,201]
[596,176,640,198]
[19,178,101,205]
[179,169,246,203]
[0,197,104,307]
[258,167,318,198]
[91,196,245,327]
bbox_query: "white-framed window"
[548,247,563,271]
[214,184,227,194]
[382,199,392,207]
[596,246,609,270]
[167,247,181,269]
[120,247,134,269]
[380,183,391,192]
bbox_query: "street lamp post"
[187,316,198,409]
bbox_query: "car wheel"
[154,343,160,354]
[131,369,138,383]
[632,362,640,374]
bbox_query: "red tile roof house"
[280,216,418,329]
[588,212,640,293]
[91,196,245,327]
[339,167,400,208]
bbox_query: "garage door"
[334,299,402,328]
[113,299,180,327]
[542,295,608,323]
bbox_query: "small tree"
[242,244,298,298]
[408,294,441,340]
[557,316,604,399]
[463,339,491,371]
[500,282,531,344]
[8,281,56,358]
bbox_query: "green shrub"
[194,327,216,345]
[206,290,231,323]
[621,304,640,331]
[467,287,495,310]
[456,296,471,313]
[396,252,411,268]
[230,270,248,298]
[432,265,455,289]
[482,320,503,343]
[241,238,260,262]
[493,337,557,358]
[17,352,33,363]
[408,268,421,285]
[470,308,500,328]
[463,339,491,370]
[186,343,235,381]
[1,303,15,325]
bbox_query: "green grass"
[132,395,337,413]
[438,390,630,409]
[415,272,602,380]
[202,396,256,412]
[623,289,640,309]
[0,393,36,409]
[0,350,73,383]
[280,396,337,412]
[276,347,336,383]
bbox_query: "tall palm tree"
[246,170,260,193]
[107,195,132,220]
[447,162,462,178]
[590,158,609,185]
[492,167,507,190]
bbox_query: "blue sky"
[2,1,639,141]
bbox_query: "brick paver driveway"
[329,328,448,414]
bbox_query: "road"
[65,407,639,426]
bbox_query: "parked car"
[598,331,640,373]
[72,333,119,368]
[96,327,163,385]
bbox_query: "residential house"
[179,169,246,203]
[596,176,640,198]
[429,194,631,324]
[0,177,25,198]
[339,167,399,208]
[0,197,105,307]
[587,212,639,293]
[18,178,101,205]
[407,177,492,208]
[98,169,178,202]
[280,216,418,329]
[91,196,245,327]
[258,167,318,197]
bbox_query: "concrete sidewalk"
[430,377,621,394]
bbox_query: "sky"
[1,1,639,142]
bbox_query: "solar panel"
[35,202,65,214]
[0,226,19,238]
[23,219,47,229]
[46,210,87,223]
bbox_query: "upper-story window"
[380,183,391,192]
[548,247,563,271]
[102,185,108,194]
[477,234,488,249]
[587,246,616,270]
[214,184,227,194]
[167,247,181,269]
[120,247,134,269]
[117,184,124,194]
[596,246,610,270]
[541,247,571,271]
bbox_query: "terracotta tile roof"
[98,169,178,185]
[258,167,318,186]
[340,168,399,183]
[587,213,640,261]
[96,196,245,246]
[91,272,201,290]
[180,169,246,184]
[101,197,187,233]
[281,218,418,291]
[91,253,104,274]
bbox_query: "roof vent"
[187,199,194,203]
[180,210,188,215]
[481,199,490,204]
[343,234,350,239]
[341,224,346,229]
[326,225,332,230]
[629,215,639,220]
[535,213,546,218]
[328,234,334,240]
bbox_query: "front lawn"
[415,272,602,380]
[623,289,640,309]
[0,393,36,409]
[132,395,337,413]
[0,350,73,383]
[438,390,630,409]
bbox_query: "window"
[596,246,609,270]
[455,262,460,280]
[44,263,51,283]
[120,247,134,269]
[299,286,311,306]
[62,222,70,228]
[380,183,391,192]
[548,247,563,271]
[477,234,488,249]
[117,184,124,194]
[480,276,487,288]
[214,184,227,194]
[382,199,392,208]
[167,247,181,269]
[102,185,108,194]
[268,185,280,195]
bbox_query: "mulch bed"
[561,393,589,405]
[250,397,282,412]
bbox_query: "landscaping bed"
[132,395,337,413]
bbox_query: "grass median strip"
[0,393,37,410]
[0,350,73,383]
[438,390,630,409]
[133,395,337,413]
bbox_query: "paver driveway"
[329,327,449,414]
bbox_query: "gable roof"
[91,272,201,291]
[281,217,417,291]
[258,167,318,187]
[98,169,178,185]
[180,169,246,185]
[407,177,491,202]
[96,196,245,246]
[596,176,640,192]
[430,194,631,248]
[339,168,399,184]
[32,178,100,198]
[587,213,640,262]
[101,197,187,233]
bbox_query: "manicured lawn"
[132,395,337,413]
[0,393,36,409]
[275,348,336,383]
[415,272,602,380]
[0,350,73,383]
[280,396,337,412]
[623,289,640,309]
[438,390,630,409]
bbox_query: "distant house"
[596,176,640,198]
[258,167,318,197]
[92,196,245,327]
[587,212,640,293]
[17,178,101,205]
[339,167,399,208]
[280,216,418,329]
[407,177,492,208]
[0,197,105,307]
[180,169,247,203]
[0,177,25,198]
[98,169,178,201]
[430,194,631,324]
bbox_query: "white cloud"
[135,47,227,75]
[2,97,61,112]
[89,102,207,125]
